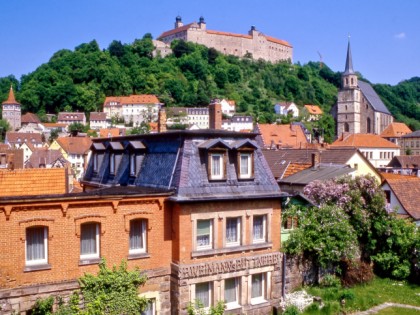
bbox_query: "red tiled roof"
[149,122,158,132]
[0,168,67,197]
[42,123,67,128]
[90,112,107,121]
[99,128,122,138]
[257,124,309,149]
[385,177,420,220]
[304,104,323,115]
[5,132,43,145]
[26,148,67,168]
[331,133,400,149]
[104,94,161,107]
[283,163,311,178]
[2,86,20,105]
[265,35,292,48]
[57,112,86,121]
[158,23,194,39]
[21,112,41,124]
[380,122,412,138]
[56,136,92,155]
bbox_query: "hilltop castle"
[334,41,393,137]
[158,16,293,63]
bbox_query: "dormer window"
[210,152,224,180]
[239,152,253,179]
[130,153,136,176]
[109,153,115,174]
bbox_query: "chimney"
[311,152,320,168]
[158,109,167,133]
[209,103,222,130]
[7,153,14,170]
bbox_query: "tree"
[0,119,11,142]
[68,122,87,136]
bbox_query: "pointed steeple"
[343,39,354,75]
[2,86,20,105]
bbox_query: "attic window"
[238,152,253,179]
[209,152,226,180]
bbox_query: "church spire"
[343,38,354,75]
[2,85,20,105]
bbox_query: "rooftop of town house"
[21,112,41,124]
[380,122,412,138]
[331,133,400,148]
[90,112,107,121]
[387,155,420,169]
[82,130,282,202]
[104,94,161,106]
[256,123,309,149]
[57,112,86,121]
[304,104,323,115]
[5,132,43,145]
[55,136,92,155]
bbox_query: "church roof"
[343,40,355,75]
[2,86,20,105]
[358,80,391,115]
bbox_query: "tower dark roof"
[343,40,355,75]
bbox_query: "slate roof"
[387,155,420,168]
[331,133,399,148]
[401,130,420,138]
[56,136,92,155]
[380,122,412,138]
[278,164,355,185]
[383,177,420,220]
[82,130,281,202]
[358,81,391,114]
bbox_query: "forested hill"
[1,36,419,130]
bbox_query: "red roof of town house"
[21,112,41,124]
[383,177,420,220]
[2,86,20,105]
[56,136,92,155]
[0,168,68,197]
[380,122,412,138]
[26,148,68,168]
[5,132,43,146]
[256,124,309,149]
[103,94,161,107]
[331,133,400,149]
[90,112,107,121]
[304,104,323,115]
[99,128,125,138]
[57,112,86,122]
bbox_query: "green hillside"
[0,35,419,130]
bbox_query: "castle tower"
[198,16,206,30]
[2,86,21,131]
[175,15,183,29]
[336,40,361,136]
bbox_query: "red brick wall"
[0,196,171,289]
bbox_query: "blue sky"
[1,0,419,85]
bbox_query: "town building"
[103,94,163,126]
[82,130,283,314]
[1,86,21,131]
[380,122,411,146]
[0,147,24,169]
[330,133,400,168]
[255,123,309,149]
[25,148,69,169]
[186,107,209,129]
[89,112,109,130]
[386,155,420,176]
[274,102,299,118]
[333,41,394,137]
[221,115,253,132]
[158,16,293,63]
[49,136,92,180]
[303,105,322,121]
[57,112,87,126]
[21,113,41,126]
[400,130,420,155]
[211,99,236,117]
[5,132,44,149]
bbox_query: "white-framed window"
[251,273,266,304]
[93,153,98,173]
[141,299,156,315]
[253,215,267,243]
[130,153,136,176]
[80,223,100,259]
[129,219,146,254]
[196,219,212,250]
[26,226,48,266]
[210,153,223,180]
[224,278,240,309]
[226,217,240,246]
[239,152,252,179]
[195,282,212,308]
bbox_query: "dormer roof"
[198,138,231,150]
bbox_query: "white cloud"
[394,32,406,39]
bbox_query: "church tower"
[2,86,21,131]
[336,40,361,136]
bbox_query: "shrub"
[284,305,300,315]
[339,289,355,301]
[340,259,374,287]
[320,274,341,288]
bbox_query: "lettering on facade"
[178,253,281,279]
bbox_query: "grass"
[376,307,420,315]
[301,277,420,315]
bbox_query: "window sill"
[79,258,101,266]
[24,264,51,272]
[250,298,268,305]
[127,253,150,260]
[225,303,241,311]
[192,242,272,258]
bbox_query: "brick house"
[0,130,283,314]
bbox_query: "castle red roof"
[104,94,161,107]
[2,86,20,105]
